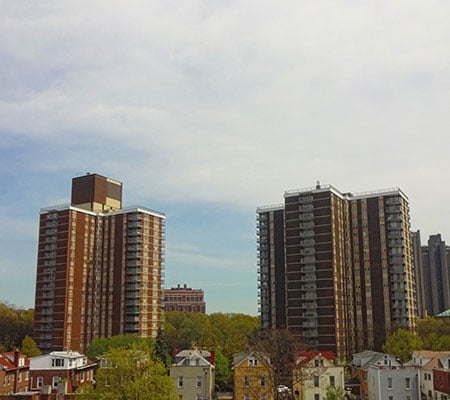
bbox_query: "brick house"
[0,351,30,395]
[29,351,96,398]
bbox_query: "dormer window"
[248,358,258,366]
[51,358,65,367]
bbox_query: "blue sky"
[1,1,449,315]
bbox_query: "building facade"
[232,351,274,400]
[170,349,215,400]
[421,234,450,316]
[29,351,96,397]
[33,173,166,353]
[0,351,30,395]
[257,184,417,361]
[163,284,206,313]
[293,351,344,400]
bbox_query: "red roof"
[297,351,335,364]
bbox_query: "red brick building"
[29,351,96,398]
[0,351,30,395]
[163,284,206,313]
[33,173,166,353]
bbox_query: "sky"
[0,1,449,315]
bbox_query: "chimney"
[210,350,215,365]
[316,181,321,190]
[13,349,20,367]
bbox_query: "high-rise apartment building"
[163,284,206,313]
[257,183,417,361]
[34,173,165,353]
[421,234,450,316]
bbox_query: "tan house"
[293,351,344,400]
[232,351,274,400]
[170,349,215,400]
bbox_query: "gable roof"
[173,349,214,368]
[231,351,270,369]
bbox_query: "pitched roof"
[231,351,270,369]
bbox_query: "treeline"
[0,302,34,351]
[383,316,450,362]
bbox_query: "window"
[388,396,393,400]
[52,376,60,388]
[314,394,320,400]
[314,376,319,387]
[387,377,392,389]
[329,375,335,386]
[405,377,411,389]
[260,376,266,387]
[51,358,65,367]
[244,376,250,387]
[196,376,202,387]
[37,377,43,388]
[178,376,183,388]
[248,358,258,366]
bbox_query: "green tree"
[382,329,423,363]
[155,328,171,368]
[211,347,232,387]
[77,343,178,400]
[325,385,346,400]
[21,335,41,357]
[0,302,34,351]
[85,334,154,360]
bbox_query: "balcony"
[127,229,142,237]
[299,213,314,221]
[298,196,313,204]
[386,197,401,205]
[301,256,316,264]
[299,204,313,211]
[303,329,318,338]
[299,230,314,238]
[300,222,314,230]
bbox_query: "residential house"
[29,351,96,398]
[170,349,215,400]
[348,351,401,400]
[232,351,273,400]
[367,364,419,400]
[410,350,450,400]
[0,351,30,395]
[292,351,344,400]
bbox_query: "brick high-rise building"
[257,183,417,361]
[33,173,165,353]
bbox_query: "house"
[170,348,215,400]
[367,364,419,400]
[0,351,30,395]
[348,351,400,400]
[232,351,273,400]
[410,350,450,400]
[292,351,344,400]
[29,350,96,398]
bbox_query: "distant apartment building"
[257,183,417,361]
[33,173,166,353]
[421,234,450,316]
[163,284,206,313]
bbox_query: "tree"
[21,335,41,357]
[85,334,154,360]
[247,328,304,399]
[155,328,171,368]
[0,302,34,351]
[382,329,423,363]
[211,347,232,388]
[325,385,346,400]
[77,343,178,400]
